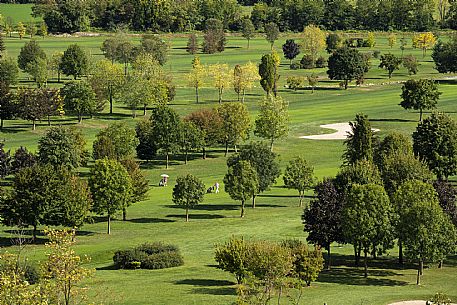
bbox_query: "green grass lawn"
[1,31,457,305]
[0,4,39,24]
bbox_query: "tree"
[26,21,36,38]
[0,57,19,87]
[202,18,226,54]
[93,122,139,161]
[413,112,457,180]
[343,113,375,165]
[38,126,88,169]
[61,81,98,123]
[49,52,63,82]
[186,33,198,54]
[172,174,206,222]
[326,33,343,53]
[413,32,436,57]
[0,143,11,179]
[282,39,301,64]
[17,40,46,73]
[60,44,88,80]
[38,21,47,38]
[307,73,319,93]
[26,56,48,88]
[0,83,19,129]
[16,88,57,130]
[433,180,457,227]
[254,95,289,151]
[88,59,124,115]
[140,34,168,65]
[227,142,280,208]
[301,24,326,64]
[224,160,259,218]
[214,237,248,284]
[186,108,223,159]
[232,62,260,103]
[11,146,36,173]
[120,158,149,221]
[101,34,135,75]
[400,79,441,122]
[283,156,316,207]
[343,184,395,278]
[366,32,376,48]
[374,132,413,170]
[41,229,94,305]
[150,106,182,169]
[17,22,26,39]
[89,158,132,234]
[264,22,279,50]
[135,119,156,162]
[388,33,397,48]
[208,63,231,104]
[241,18,255,49]
[403,55,420,75]
[216,102,251,156]
[303,178,343,270]
[432,38,457,73]
[393,180,457,285]
[379,53,402,78]
[259,53,279,96]
[327,47,366,89]
[178,120,205,164]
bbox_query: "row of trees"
[303,113,457,284]
[0,123,149,236]
[31,0,457,33]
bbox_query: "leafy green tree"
[38,126,88,169]
[0,143,11,178]
[34,0,91,33]
[61,81,98,123]
[227,142,280,208]
[254,95,289,151]
[432,38,457,73]
[374,132,413,170]
[326,33,343,53]
[413,112,457,180]
[89,59,124,115]
[17,40,46,73]
[178,120,205,164]
[259,54,279,96]
[343,183,395,277]
[93,122,139,161]
[17,22,26,39]
[0,57,19,87]
[400,79,441,122]
[327,47,367,89]
[403,55,420,75]
[38,21,47,38]
[26,21,37,38]
[11,146,36,173]
[224,160,259,218]
[214,237,248,284]
[241,18,255,49]
[140,34,168,65]
[379,53,402,78]
[26,56,48,88]
[0,83,19,129]
[186,33,199,54]
[60,44,88,80]
[121,158,149,208]
[202,18,226,54]
[135,118,157,162]
[172,174,206,222]
[89,158,132,234]
[264,22,279,50]
[282,39,300,64]
[283,156,316,207]
[150,106,182,169]
[433,180,457,227]
[393,180,457,285]
[343,113,375,165]
[16,88,56,130]
[301,24,326,64]
[186,56,206,104]
[216,102,251,156]
[303,178,344,270]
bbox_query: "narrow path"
[300,123,380,140]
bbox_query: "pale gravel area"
[388,301,457,305]
[300,123,380,140]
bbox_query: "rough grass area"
[0,31,456,305]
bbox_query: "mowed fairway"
[1,6,457,303]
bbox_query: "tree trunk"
[270,138,274,152]
[48,115,51,126]
[327,244,332,270]
[185,151,188,164]
[218,88,223,104]
[241,200,245,218]
[186,207,189,222]
[234,144,238,153]
[364,249,368,278]
[419,109,423,122]
[237,91,240,102]
[166,153,169,169]
[252,195,256,208]
[225,141,229,156]
[143,104,147,116]
[399,240,403,265]
[58,71,61,83]
[109,94,113,114]
[438,260,443,269]
[202,147,206,159]
[247,39,250,49]
[242,89,246,103]
[32,224,37,241]
[344,79,349,90]
[107,214,111,235]
[32,120,36,130]
[354,244,359,267]
[416,259,423,285]
[124,63,128,76]
[78,114,82,123]
[299,191,303,207]
[195,86,199,104]
[123,207,126,221]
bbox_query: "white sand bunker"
[300,123,380,140]
[388,301,457,305]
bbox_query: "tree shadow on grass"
[166,214,226,220]
[317,267,408,286]
[175,279,236,296]
[126,217,176,224]
[96,264,118,271]
[166,204,239,211]
[370,118,417,123]
[329,253,416,271]
[0,236,48,247]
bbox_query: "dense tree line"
[30,0,457,33]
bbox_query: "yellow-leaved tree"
[301,25,326,64]
[232,61,260,103]
[208,63,231,104]
[187,56,206,104]
[412,32,436,57]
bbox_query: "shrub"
[113,243,184,270]
[290,62,301,70]
[300,54,315,69]
[23,263,40,284]
[373,50,381,59]
[315,56,327,68]
[286,76,303,91]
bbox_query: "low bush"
[113,242,184,270]
[315,56,327,68]
[300,54,315,69]
[290,62,301,70]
